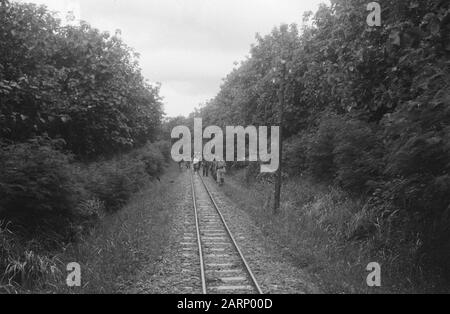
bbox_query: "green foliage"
[284,113,383,193]
[0,138,166,238]
[85,165,134,213]
[140,143,165,177]
[222,171,447,293]
[79,142,166,213]
[0,1,163,157]
[0,0,167,286]
[198,0,450,276]
[154,140,172,163]
[0,0,169,292]
[307,114,340,181]
[333,118,383,192]
[283,132,311,176]
[0,138,78,234]
[0,141,168,290]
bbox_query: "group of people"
[179,157,226,186]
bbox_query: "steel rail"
[198,174,264,294]
[190,171,207,294]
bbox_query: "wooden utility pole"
[274,61,286,215]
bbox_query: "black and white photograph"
[0,0,449,301]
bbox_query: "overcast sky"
[17,0,326,117]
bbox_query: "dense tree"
[0,1,163,157]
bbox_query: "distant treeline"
[194,0,450,274]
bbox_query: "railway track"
[189,171,263,294]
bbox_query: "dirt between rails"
[127,169,320,294]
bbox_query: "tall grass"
[1,164,178,294]
[222,170,448,294]
[0,140,171,292]
[49,167,177,293]
[0,221,63,293]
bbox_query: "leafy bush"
[283,132,311,176]
[333,118,384,193]
[154,140,172,163]
[0,141,168,291]
[306,114,340,181]
[139,142,165,178]
[0,138,167,237]
[84,165,133,213]
[0,138,78,234]
[244,162,260,184]
[285,113,383,193]
[72,198,105,235]
[80,142,166,212]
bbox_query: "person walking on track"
[202,161,210,177]
[193,155,200,174]
[216,160,226,186]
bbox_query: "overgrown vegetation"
[197,0,450,288]
[0,0,163,157]
[0,0,169,292]
[223,170,449,293]
[1,164,177,294]
[0,140,170,291]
